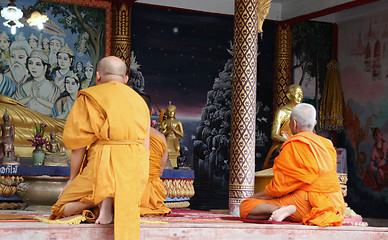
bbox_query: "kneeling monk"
[240,103,346,227]
[49,56,150,239]
[138,93,171,216]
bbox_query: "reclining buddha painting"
[0,0,109,119]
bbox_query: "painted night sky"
[131,4,234,119]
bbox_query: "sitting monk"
[49,56,150,240]
[138,93,171,216]
[263,84,303,169]
[240,103,346,227]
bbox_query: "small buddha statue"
[262,84,304,169]
[160,104,184,168]
[44,129,69,166]
[0,110,18,165]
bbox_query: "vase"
[33,144,45,165]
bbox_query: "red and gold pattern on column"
[111,1,134,72]
[273,23,293,112]
[229,0,258,216]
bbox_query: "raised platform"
[0,217,387,240]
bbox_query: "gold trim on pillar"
[273,23,292,112]
[111,2,132,72]
[229,0,258,216]
[257,0,272,33]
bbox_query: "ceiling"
[135,0,388,24]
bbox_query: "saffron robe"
[240,132,346,227]
[49,81,150,240]
[140,133,171,216]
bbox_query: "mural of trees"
[34,1,105,68]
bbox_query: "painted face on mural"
[76,62,83,72]
[42,41,49,50]
[65,77,79,94]
[50,39,62,52]
[28,57,47,80]
[10,49,28,66]
[85,66,94,79]
[28,39,38,49]
[57,53,71,70]
[0,37,10,52]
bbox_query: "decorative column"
[111,0,135,74]
[273,23,293,112]
[229,0,259,216]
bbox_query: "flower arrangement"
[28,123,49,147]
[151,120,161,131]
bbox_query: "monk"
[240,103,346,227]
[49,56,150,240]
[138,93,171,216]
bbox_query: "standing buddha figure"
[160,104,184,168]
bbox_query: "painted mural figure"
[53,72,81,119]
[53,44,75,92]
[370,127,388,184]
[14,49,60,116]
[28,34,39,50]
[48,35,64,69]
[0,31,10,71]
[75,62,85,80]
[5,33,32,95]
[81,61,94,89]
[42,38,50,54]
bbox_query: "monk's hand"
[58,179,72,198]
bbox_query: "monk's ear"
[314,120,317,127]
[95,71,101,85]
[123,75,129,84]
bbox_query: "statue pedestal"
[168,152,180,168]
[161,169,194,208]
[44,154,70,167]
[254,168,273,193]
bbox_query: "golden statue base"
[168,152,180,168]
[44,154,70,167]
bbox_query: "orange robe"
[240,132,346,227]
[140,133,171,216]
[49,81,150,240]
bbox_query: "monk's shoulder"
[150,127,167,143]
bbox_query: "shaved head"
[96,56,128,84]
[290,103,316,132]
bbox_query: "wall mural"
[0,0,108,119]
[338,10,388,218]
[293,21,332,106]
[131,4,275,209]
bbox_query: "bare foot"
[268,205,296,222]
[95,197,113,224]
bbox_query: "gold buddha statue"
[0,95,65,158]
[262,84,304,169]
[160,104,184,168]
